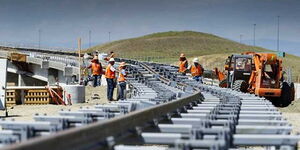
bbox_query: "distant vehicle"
[214,52,295,107]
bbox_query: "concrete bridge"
[0,50,80,86]
[0,48,85,109]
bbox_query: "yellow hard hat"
[180,53,185,57]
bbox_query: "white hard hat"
[193,58,199,63]
[83,53,90,59]
[109,58,115,62]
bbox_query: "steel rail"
[4,92,201,150]
[139,62,189,90]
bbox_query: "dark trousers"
[118,82,126,100]
[93,75,101,87]
[193,76,203,83]
[106,78,115,100]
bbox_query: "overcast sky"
[0,0,299,56]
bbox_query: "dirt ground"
[0,86,109,121]
[279,99,300,134]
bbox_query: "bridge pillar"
[48,68,74,86]
[62,66,75,85]
[18,74,23,86]
[41,60,49,69]
[64,66,73,76]
[58,71,72,85]
[48,68,58,85]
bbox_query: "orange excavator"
[214,52,295,107]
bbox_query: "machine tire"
[219,79,228,88]
[279,82,292,107]
[232,80,248,92]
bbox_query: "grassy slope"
[86,31,269,58]
[86,31,300,81]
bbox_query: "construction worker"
[236,61,243,70]
[105,58,116,101]
[109,51,115,58]
[94,50,99,57]
[87,56,103,87]
[104,51,115,61]
[178,53,188,75]
[189,58,204,83]
[117,62,127,100]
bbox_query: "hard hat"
[119,62,126,67]
[83,53,91,59]
[193,58,199,63]
[180,53,185,57]
[109,58,115,62]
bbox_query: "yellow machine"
[214,52,295,107]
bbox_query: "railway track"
[0,47,299,150]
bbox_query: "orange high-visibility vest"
[191,64,203,77]
[118,69,126,82]
[105,64,116,79]
[91,63,102,75]
[178,60,187,73]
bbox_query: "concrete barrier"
[62,85,85,104]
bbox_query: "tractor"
[214,52,295,107]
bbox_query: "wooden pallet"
[24,89,52,105]
[6,89,21,107]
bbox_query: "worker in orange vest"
[117,62,127,100]
[87,56,103,87]
[105,58,116,101]
[189,58,204,83]
[178,53,188,75]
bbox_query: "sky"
[0,0,299,56]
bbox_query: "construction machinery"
[214,52,295,106]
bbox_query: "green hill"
[86,31,300,81]
[86,31,270,59]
